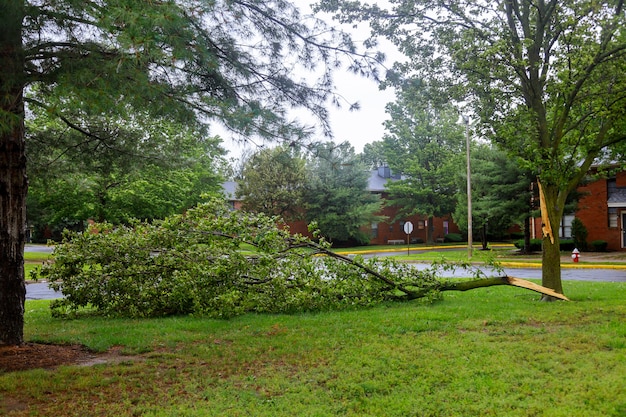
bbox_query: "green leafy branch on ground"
[35,198,565,319]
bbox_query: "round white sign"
[403,221,414,235]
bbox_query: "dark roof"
[608,188,626,205]
[222,181,240,200]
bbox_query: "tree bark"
[440,276,568,301]
[538,182,564,298]
[480,223,488,250]
[0,0,27,346]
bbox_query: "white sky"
[221,2,399,159]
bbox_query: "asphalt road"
[408,262,626,282]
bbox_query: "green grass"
[24,251,53,262]
[2,281,626,416]
[23,250,54,281]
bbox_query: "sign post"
[403,221,414,256]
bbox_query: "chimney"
[378,165,391,178]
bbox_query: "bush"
[444,233,463,243]
[571,217,588,251]
[513,238,576,252]
[514,239,542,252]
[560,239,576,251]
[591,240,608,252]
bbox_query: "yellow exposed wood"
[506,276,569,301]
[537,180,555,244]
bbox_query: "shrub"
[514,239,542,252]
[444,233,463,243]
[591,240,608,252]
[560,239,576,251]
[571,217,588,251]
[514,238,576,252]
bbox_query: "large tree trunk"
[538,182,564,298]
[0,1,27,346]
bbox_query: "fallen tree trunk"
[308,241,570,302]
[439,276,569,301]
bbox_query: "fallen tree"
[307,242,569,302]
[35,198,567,319]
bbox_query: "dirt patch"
[0,343,135,372]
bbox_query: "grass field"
[2,280,625,416]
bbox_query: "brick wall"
[576,177,622,250]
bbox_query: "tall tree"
[0,0,380,344]
[305,141,384,246]
[316,0,626,297]
[236,145,308,220]
[380,81,464,244]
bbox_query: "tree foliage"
[315,0,626,296]
[27,112,226,237]
[236,145,307,221]
[305,141,384,245]
[36,198,445,318]
[378,81,464,243]
[454,144,532,248]
[36,198,568,318]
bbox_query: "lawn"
[2,280,625,416]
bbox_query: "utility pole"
[463,116,473,259]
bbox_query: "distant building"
[365,166,460,245]
[223,165,461,245]
[569,169,626,251]
[221,181,242,210]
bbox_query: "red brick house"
[573,170,626,251]
[528,169,626,251]
[223,166,461,245]
[365,166,460,245]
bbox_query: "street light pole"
[463,116,473,259]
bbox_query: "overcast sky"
[222,1,399,159]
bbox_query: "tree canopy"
[27,111,227,237]
[305,141,384,245]
[315,0,626,297]
[236,145,308,221]
[454,143,532,249]
[378,81,464,243]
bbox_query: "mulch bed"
[0,343,94,372]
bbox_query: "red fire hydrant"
[572,248,580,263]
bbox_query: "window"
[608,178,617,196]
[371,222,379,239]
[609,208,618,228]
[443,221,449,235]
[560,214,574,238]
